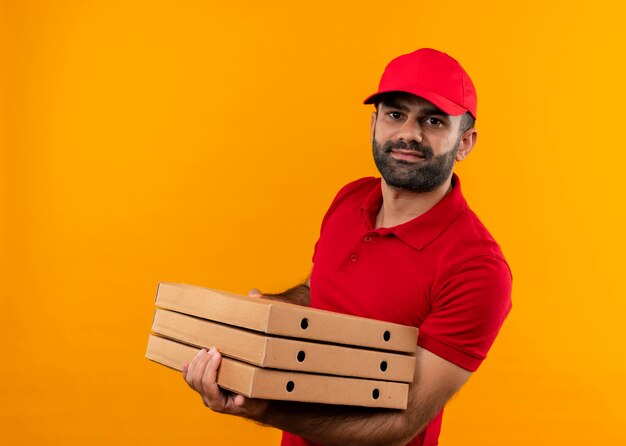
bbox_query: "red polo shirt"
[282,174,512,446]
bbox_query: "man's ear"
[370,111,377,144]
[456,128,478,161]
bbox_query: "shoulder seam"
[431,254,511,301]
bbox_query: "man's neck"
[375,177,453,229]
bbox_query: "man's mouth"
[390,149,427,162]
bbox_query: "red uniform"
[282,174,512,446]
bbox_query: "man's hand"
[246,270,312,306]
[247,288,263,299]
[182,348,269,419]
[181,274,471,444]
[247,283,311,306]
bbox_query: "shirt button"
[350,254,358,262]
[364,236,372,242]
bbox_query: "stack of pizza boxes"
[146,283,418,409]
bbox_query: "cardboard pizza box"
[151,308,415,382]
[155,282,418,354]
[146,334,409,409]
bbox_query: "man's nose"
[396,120,423,143]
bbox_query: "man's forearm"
[248,348,463,446]
[254,401,422,446]
[263,283,311,306]
[184,301,468,445]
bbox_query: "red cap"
[364,48,477,119]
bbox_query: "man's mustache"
[381,140,434,160]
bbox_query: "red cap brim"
[363,86,471,118]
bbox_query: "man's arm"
[183,344,471,446]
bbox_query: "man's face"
[371,93,471,193]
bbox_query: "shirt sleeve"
[417,255,513,372]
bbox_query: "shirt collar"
[360,173,467,251]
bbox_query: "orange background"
[1,1,625,444]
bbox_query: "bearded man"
[183,48,512,446]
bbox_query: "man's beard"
[372,137,459,193]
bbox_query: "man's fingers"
[201,349,224,406]
[192,349,213,392]
[184,348,204,388]
[183,347,239,415]
[233,394,248,407]
[183,346,267,417]
[182,362,189,379]
[248,288,263,298]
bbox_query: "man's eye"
[424,117,443,127]
[388,112,403,120]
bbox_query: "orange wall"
[1,1,625,444]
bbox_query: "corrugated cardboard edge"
[146,333,196,370]
[152,308,416,382]
[155,282,274,332]
[151,308,269,366]
[264,337,416,383]
[146,335,408,409]
[247,364,408,409]
[267,303,418,353]
[155,282,418,353]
